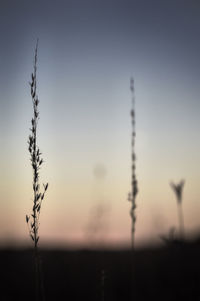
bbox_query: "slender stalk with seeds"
[26,40,48,301]
[128,77,138,251]
[170,180,185,240]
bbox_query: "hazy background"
[0,0,200,248]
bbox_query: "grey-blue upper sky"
[1,0,199,155]
[1,0,200,123]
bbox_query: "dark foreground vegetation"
[1,238,200,301]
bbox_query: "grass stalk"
[128,77,138,251]
[127,78,138,301]
[170,180,185,240]
[177,198,185,239]
[26,40,48,301]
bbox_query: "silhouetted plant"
[170,180,185,240]
[128,77,138,250]
[26,40,48,301]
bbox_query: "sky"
[0,0,200,248]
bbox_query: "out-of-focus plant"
[170,180,185,239]
[128,77,138,251]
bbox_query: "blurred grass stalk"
[170,180,185,240]
[128,77,138,251]
[128,78,138,301]
[26,40,48,301]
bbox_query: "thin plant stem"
[128,77,138,251]
[127,77,138,301]
[177,202,185,239]
[170,180,185,241]
[26,40,48,301]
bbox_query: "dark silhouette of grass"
[170,180,185,240]
[1,238,200,301]
[128,77,138,251]
[26,40,48,301]
[127,77,138,300]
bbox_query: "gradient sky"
[0,0,200,248]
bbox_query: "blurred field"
[1,238,200,301]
